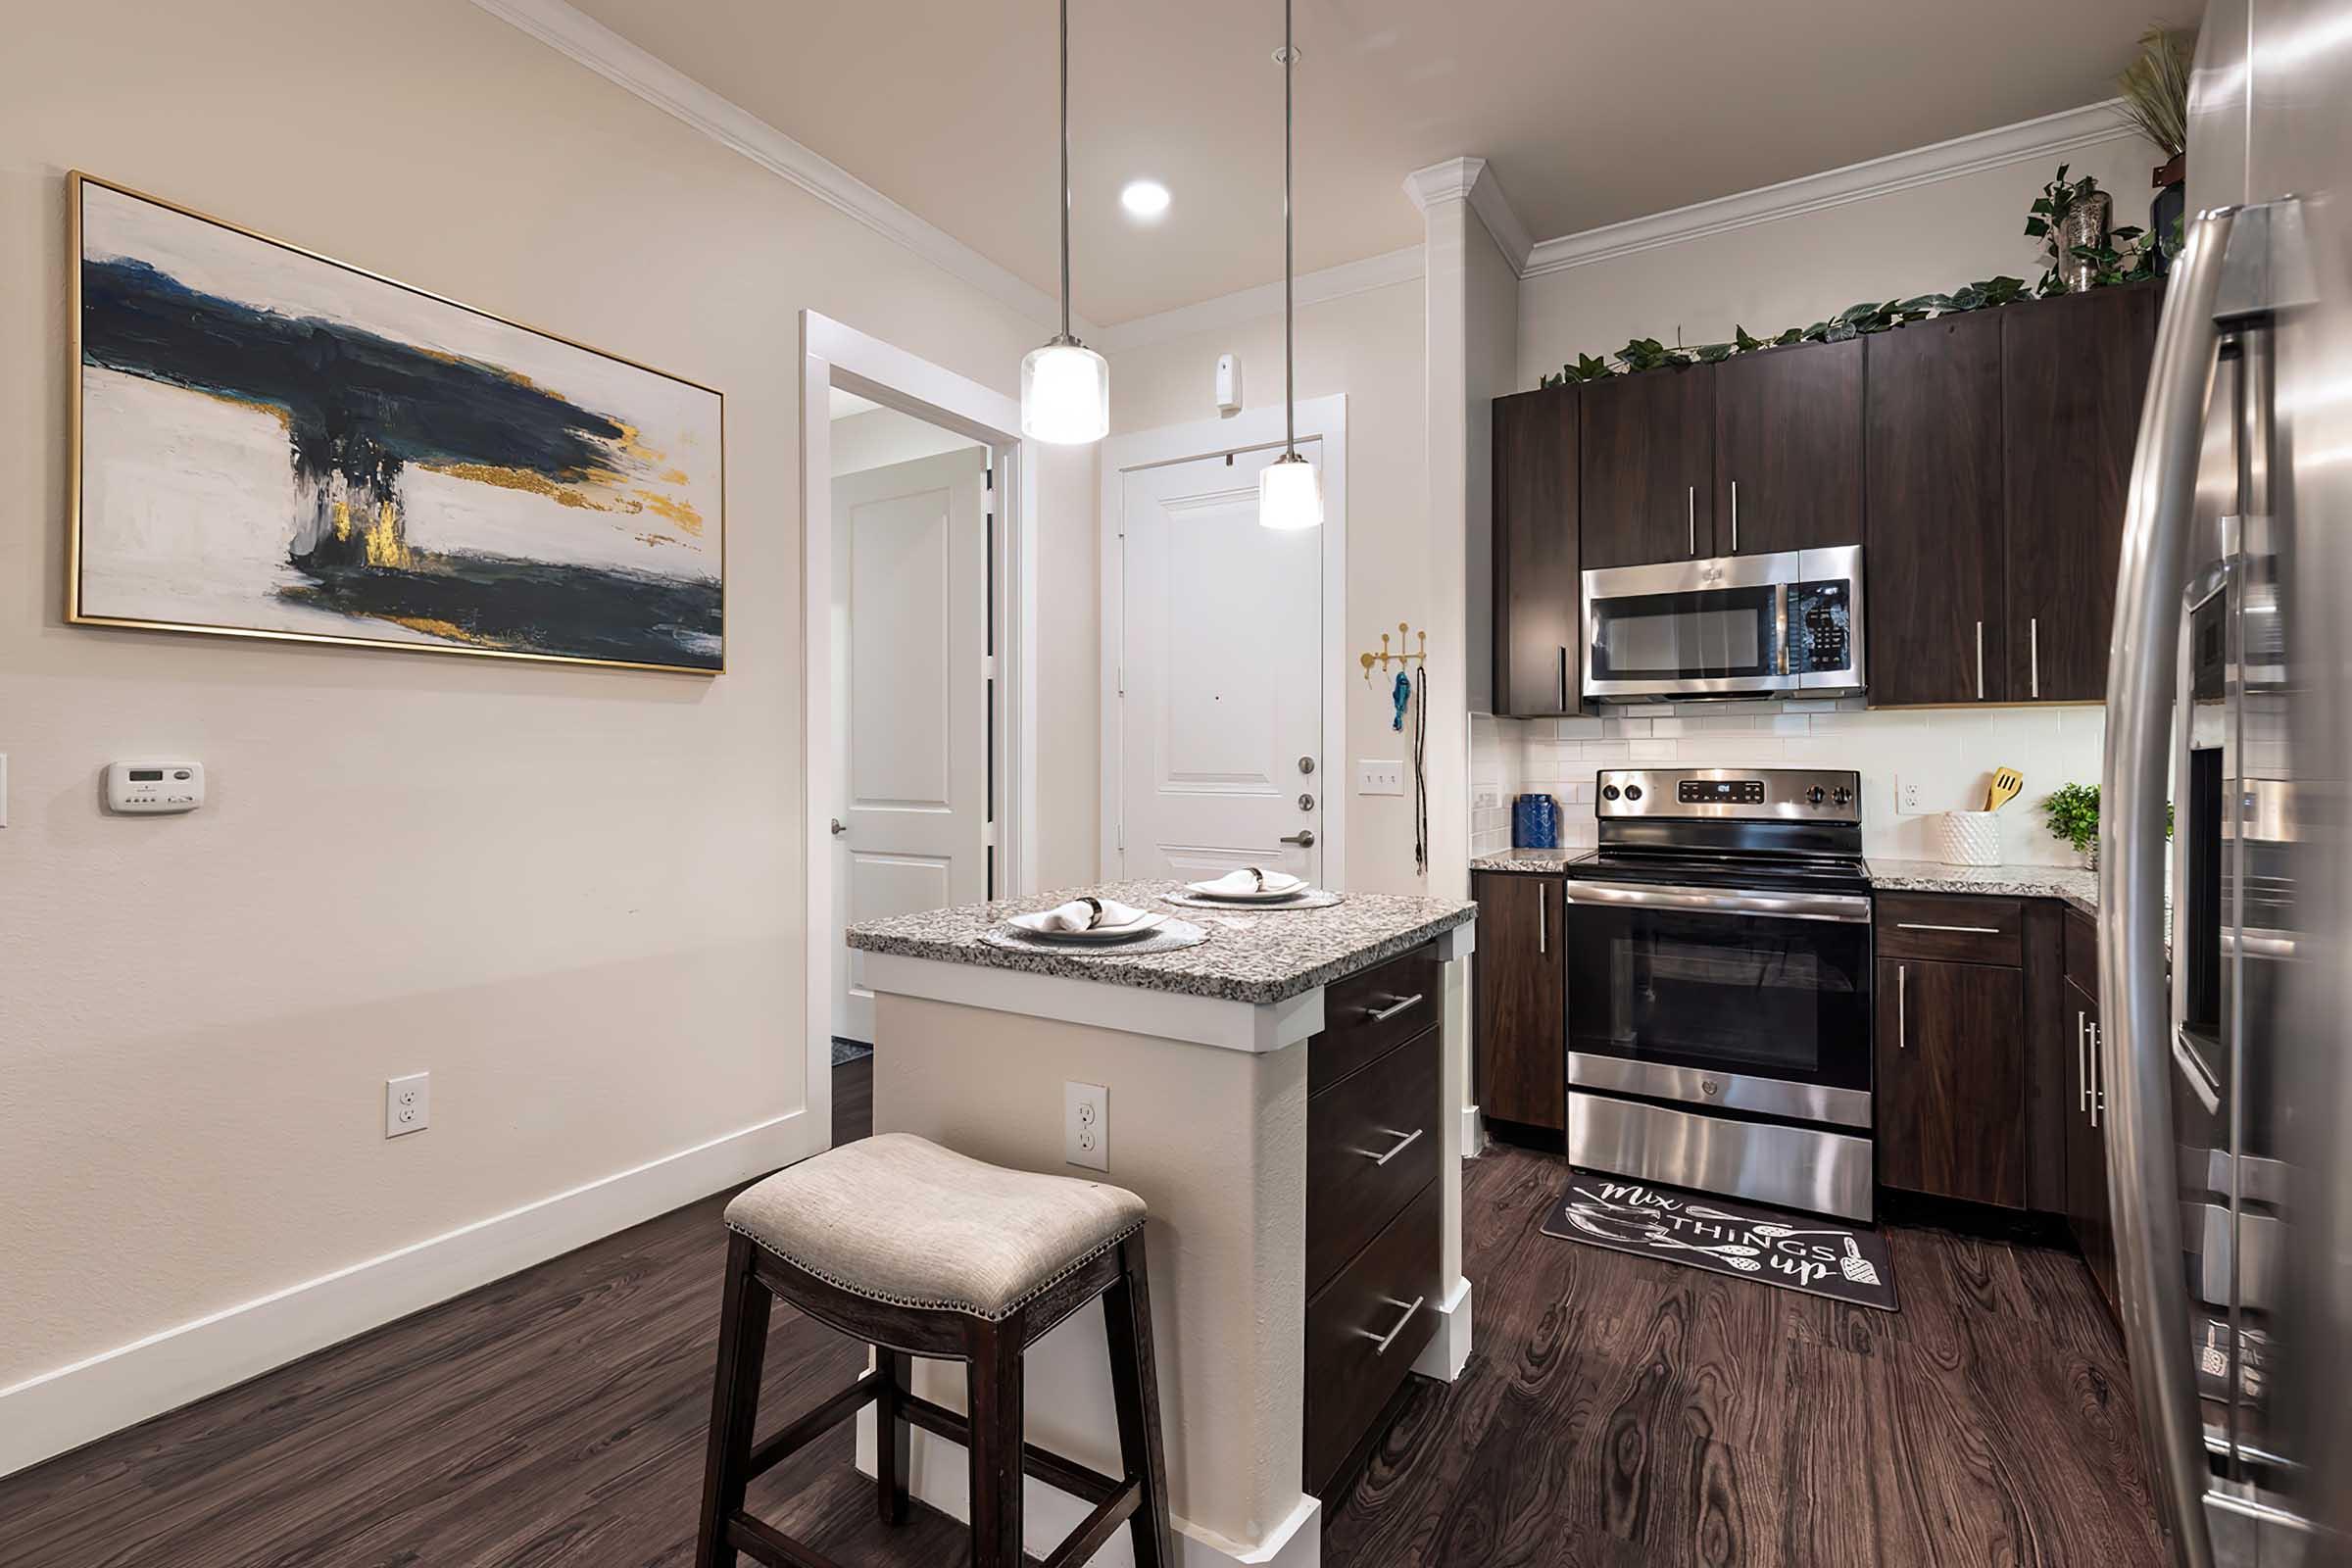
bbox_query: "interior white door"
[1116,442,1324,884]
[832,446,990,1043]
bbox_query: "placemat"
[980,919,1209,957]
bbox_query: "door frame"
[801,310,1036,1146]
[1097,395,1348,890]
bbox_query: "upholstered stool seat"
[723,1132,1146,1320]
[696,1134,1172,1568]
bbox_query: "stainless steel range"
[1561,766,1875,1221]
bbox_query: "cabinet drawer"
[1303,1182,1440,1497]
[2064,906,2099,993]
[1875,894,2024,966]
[1310,944,1440,1095]
[1306,1025,1440,1297]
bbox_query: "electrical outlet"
[386,1072,430,1138]
[1064,1080,1107,1171]
[1895,777,1926,814]
[1356,760,1404,796]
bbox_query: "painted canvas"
[71,174,724,672]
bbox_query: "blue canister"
[1512,793,1559,850]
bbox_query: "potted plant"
[2027,166,2116,294]
[2116,25,2194,266]
[2041,782,2173,869]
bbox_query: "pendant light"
[1020,0,1108,445]
[1258,0,1322,530]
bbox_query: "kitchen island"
[845,882,1478,1568]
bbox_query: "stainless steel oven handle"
[1560,880,1872,924]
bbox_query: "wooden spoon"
[1984,766,2025,812]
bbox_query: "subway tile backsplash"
[1470,699,2104,865]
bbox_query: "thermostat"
[106,760,205,814]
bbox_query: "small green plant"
[2042,782,2101,858]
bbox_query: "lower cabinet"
[1302,945,1442,1498]
[1874,953,2028,1207]
[1470,871,1565,1132]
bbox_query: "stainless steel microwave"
[1581,545,1865,703]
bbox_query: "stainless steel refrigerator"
[2104,2,2352,1564]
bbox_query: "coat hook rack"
[1359,622,1429,684]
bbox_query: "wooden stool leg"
[873,1348,911,1524]
[695,1233,773,1568]
[1102,1232,1175,1568]
[965,1317,1027,1568]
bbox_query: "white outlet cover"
[1895,778,1926,814]
[1356,760,1405,796]
[1063,1080,1107,1171]
[386,1072,430,1139]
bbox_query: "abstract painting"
[70,173,724,672]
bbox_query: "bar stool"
[694,1132,1174,1568]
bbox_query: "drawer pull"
[1362,993,1425,1024]
[1356,1126,1426,1166]
[1361,1295,1426,1356]
[1894,921,2002,935]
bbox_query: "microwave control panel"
[1791,580,1853,673]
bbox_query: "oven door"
[1562,880,1875,1128]
[1582,553,1798,701]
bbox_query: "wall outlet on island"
[1064,1080,1107,1171]
[1895,777,1926,814]
[385,1072,430,1139]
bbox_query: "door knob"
[829,818,847,836]
[1280,830,1316,848]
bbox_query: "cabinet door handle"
[1363,993,1425,1024]
[1897,963,1908,1051]
[1538,890,1547,955]
[1894,921,2001,935]
[1975,620,1985,700]
[1731,478,1740,554]
[1355,1126,1426,1166]
[2077,1009,2088,1114]
[1362,1295,1426,1356]
[2030,617,2040,699]
[1687,486,1696,556]
[1557,646,1569,711]
[2089,1020,2102,1127]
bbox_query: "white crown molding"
[1521,99,2144,279]
[469,0,1096,339]
[1403,157,1533,271]
[1092,244,1425,355]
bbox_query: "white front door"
[1113,442,1324,884]
[832,446,990,1043]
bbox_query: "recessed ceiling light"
[1120,179,1171,220]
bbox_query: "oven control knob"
[1805,785,1827,807]
[1601,784,1621,802]
[1833,786,1854,807]
[1623,785,1642,802]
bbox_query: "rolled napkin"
[1026,896,1152,932]
[1197,866,1305,897]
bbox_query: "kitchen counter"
[1469,848,1578,874]
[846,880,1476,1005]
[1865,858,2099,917]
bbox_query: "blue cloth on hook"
[1392,671,1411,731]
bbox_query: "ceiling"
[571,0,2194,326]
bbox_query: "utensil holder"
[1936,810,2002,866]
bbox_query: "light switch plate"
[1063,1080,1107,1171]
[1357,760,1405,796]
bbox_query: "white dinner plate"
[1184,881,1311,905]
[1007,910,1165,943]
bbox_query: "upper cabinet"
[1712,337,1864,555]
[1866,312,2008,705]
[1492,384,1580,716]
[2004,282,2160,702]
[1579,365,1715,568]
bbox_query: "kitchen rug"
[1541,1170,1898,1311]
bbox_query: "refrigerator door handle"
[2100,203,2242,1568]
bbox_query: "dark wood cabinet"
[1866,311,2008,705]
[1471,871,1564,1132]
[1578,365,1714,567]
[1875,953,2027,1207]
[1492,385,1580,715]
[1713,337,1864,555]
[2003,282,2160,702]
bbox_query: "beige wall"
[1518,136,2158,389]
[1104,279,1432,895]
[829,404,983,475]
[0,0,1055,1393]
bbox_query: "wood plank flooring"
[0,1063,2162,1567]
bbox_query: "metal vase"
[2059,191,2113,291]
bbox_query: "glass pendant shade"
[1020,337,1109,445]
[1258,452,1323,530]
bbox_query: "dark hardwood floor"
[0,1060,2162,1567]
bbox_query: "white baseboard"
[1411,1277,1475,1383]
[858,1413,1322,1567]
[1460,1103,1486,1156]
[0,1109,810,1480]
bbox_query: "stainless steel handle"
[1562,879,1872,924]
[2077,1009,2088,1114]
[1686,486,1695,556]
[2030,616,2040,698]
[1896,963,1907,1051]
[1280,830,1315,848]
[1537,891,1546,955]
[2100,202,2239,1568]
[1363,993,1424,1024]
[1731,478,1740,553]
[1775,585,1790,677]
[1362,1295,1425,1356]
[1557,646,1569,711]
[1894,921,2000,935]
[2088,1020,2101,1128]
[1356,1127,1425,1166]
[829,818,848,836]
[1975,620,1984,700]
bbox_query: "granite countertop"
[846,881,1478,1005]
[1469,849,1578,874]
[1864,858,2099,917]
